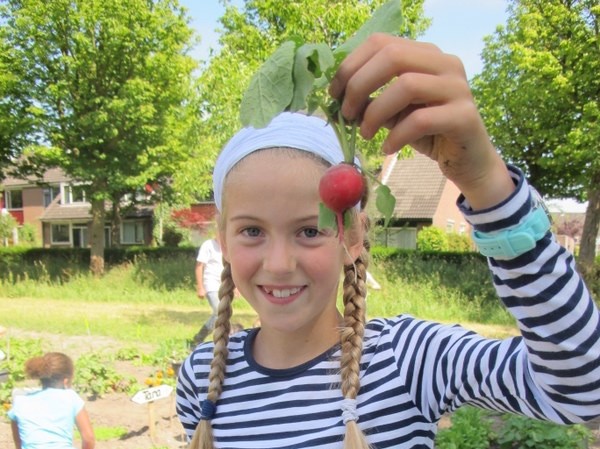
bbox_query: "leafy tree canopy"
[472,0,599,263]
[174,0,431,200]
[1,0,199,200]
[0,0,200,273]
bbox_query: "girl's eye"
[300,227,320,238]
[241,227,262,237]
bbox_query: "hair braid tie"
[200,399,216,420]
[341,398,359,424]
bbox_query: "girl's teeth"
[271,287,300,298]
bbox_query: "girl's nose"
[263,239,296,274]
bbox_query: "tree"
[0,0,199,274]
[174,0,431,201]
[472,0,600,265]
[0,211,18,246]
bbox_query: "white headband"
[213,112,360,211]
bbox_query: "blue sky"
[178,0,509,79]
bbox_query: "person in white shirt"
[193,235,224,345]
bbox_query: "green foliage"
[0,337,43,414]
[0,212,18,241]
[436,407,594,449]
[77,426,128,441]
[161,225,185,247]
[417,226,449,251]
[17,223,38,247]
[177,0,430,200]
[0,0,201,271]
[74,353,136,397]
[472,0,600,264]
[497,414,593,449]
[0,246,197,284]
[447,232,473,252]
[436,406,496,449]
[239,0,404,227]
[121,338,189,378]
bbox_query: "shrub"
[447,232,473,252]
[17,223,39,247]
[0,212,19,243]
[417,226,449,251]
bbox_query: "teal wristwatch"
[472,187,552,259]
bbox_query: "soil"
[1,329,600,449]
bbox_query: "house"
[1,168,153,248]
[375,152,471,249]
[546,198,589,253]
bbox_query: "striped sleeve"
[407,165,600,423]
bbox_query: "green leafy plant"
[417,226,449,252]
[436,406,496,449]
[0,337,43,415]
[239,0,403,234]
[74,353,136,397]
[497,414,593,449]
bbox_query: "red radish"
[319,163,365,242]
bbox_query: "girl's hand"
[329,34,514,210]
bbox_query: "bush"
[417,226,448,251]
[0,246,198,283]
[17,223,39,246]
[447,232,473,252]
[0,212,18,243]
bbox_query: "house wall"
[22,187,45,239]
[432,181,471,236]
[42,223,52,248]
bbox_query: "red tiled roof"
[381,152,446,220]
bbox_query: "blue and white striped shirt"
[177,166,600,448]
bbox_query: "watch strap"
[472,205,551,259]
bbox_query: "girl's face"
[220,149,363,338]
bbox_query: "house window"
[51,224,70,244]
[446,219,455,233]
[72,225,88,248]
[5,190,23,209]
[62,184,86,204]
[43,187,59,207]
[121,221,145,244]
[459,223,467,235]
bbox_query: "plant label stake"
[131,385,173,444]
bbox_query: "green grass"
[0,251,519,342]
[75,425,128,441]
[0,296,258,345]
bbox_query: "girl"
[8,352,95,449]
[176,34,600,449]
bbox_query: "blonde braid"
[339,208,371,449]
[189,261,235,449]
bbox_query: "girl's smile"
[260,284,306,305]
